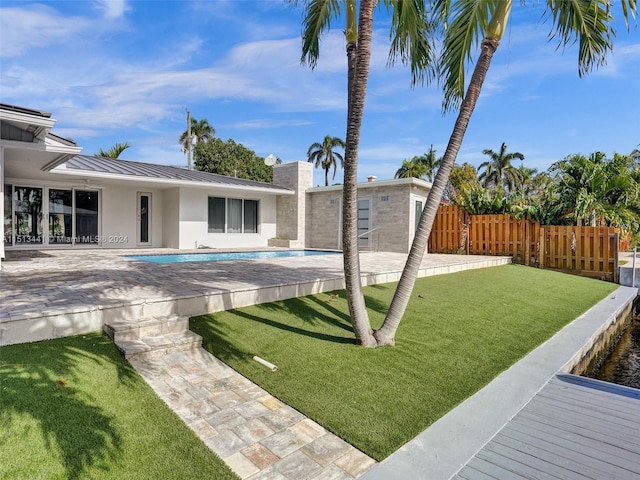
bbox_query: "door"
[49,189,73,244]
[14,186,43,245]
[137,192,151,246]
[75,190,99,244]
[357,198,371,248]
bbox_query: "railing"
[358,228,378,252]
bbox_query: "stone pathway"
[129,347,376,480]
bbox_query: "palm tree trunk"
[343,0,376,347]
[325,166,330,187]
[375,37,500,346]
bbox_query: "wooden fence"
[428,205,619,282]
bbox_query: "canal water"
[592,316,640,389]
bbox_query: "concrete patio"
[0,248,510,346]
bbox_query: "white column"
[0,146,5,268]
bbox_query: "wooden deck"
[453,374,640,480]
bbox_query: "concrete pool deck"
[0,248,510,346]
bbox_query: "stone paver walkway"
[129,348,376,480]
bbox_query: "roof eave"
[49,166,295,194]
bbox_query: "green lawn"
[191,264,617,461]
[0,333,238,480]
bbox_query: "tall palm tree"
[179,117,215,153]
[298,0,634,347]
[379,0,635,345]
[96,142,130,159]
[307,135,346,186]
[299,0,435,347]
[478,142,524,191]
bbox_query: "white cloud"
[0,4,90,57]
[95,0,130,20]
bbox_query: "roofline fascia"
[307,177,432,193]
[0,109,57,129]
[49,167,295,195]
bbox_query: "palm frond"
[438,0,496,112]
[300,0,342,68]
[385,0,438,86]
[545,0,614,77]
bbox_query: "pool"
[127,249,339,264]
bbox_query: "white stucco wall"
[162,187,180,248]
[100,185,164,248]
[177,187,278,249]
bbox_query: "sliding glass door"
[75,190,99,244]
[4,186,99,247]
[49,189,73,244]
[14,186,43,244]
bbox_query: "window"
[244,200,258,233]
[227,198,242,233]
[208,197,225,233]
[415,200,423,232]
[208,197,259,234]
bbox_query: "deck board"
[453,374,640,479]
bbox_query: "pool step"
[104,315,201,360]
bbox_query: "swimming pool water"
[127,249,339,264]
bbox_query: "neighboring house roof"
[52,155,293,194]
[307,176,432,193]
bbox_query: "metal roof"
[0,103,52,118]
[57,155,293,193]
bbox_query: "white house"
[1,103,431,266]
[1,104,294,260]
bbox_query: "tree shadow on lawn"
[193,296,356,363]
[0,334,136,479]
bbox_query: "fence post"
[613,232,619,284]
[538,227,545,269]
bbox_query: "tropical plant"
[549,151,640,228]
[298,0,435,346]
[478,142,524,191]
[380,0,636,345]
[297,0,635,347]
[179,117,216,153]
[395,146,441,181]
[307,135,346,186]
[96,142,130,159]
[395,157,427,179]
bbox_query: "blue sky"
[1,1,639,187]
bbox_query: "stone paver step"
[116,330,202,360]
[103,314,188,342]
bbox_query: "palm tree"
[96,142,130,159]
[298,0,634,347]
[421,145,441,182]
[379,0,635,345]
[307,135,346,186]
[299,0,435,346]
[478,142,524,191]
[395,157,427,179]
[550,151,640,227]
[179,117,215,153]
